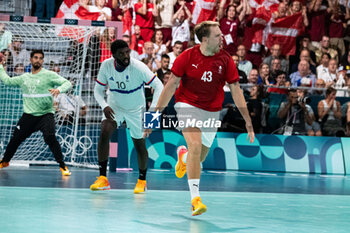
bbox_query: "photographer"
[278,89,312,135]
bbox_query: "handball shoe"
[175,146,187,178]
[0,160,9,169]
[90,176,110,191]
[60,166,71,176]
[191,197,207,216]
[134,179,147,194]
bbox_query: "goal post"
[0,16,122,168]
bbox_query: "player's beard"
[32,62,42,70]
[116,57,130,68]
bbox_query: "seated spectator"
[162,70,171,86]
[297,89,322,136]
[289,35,317,71]
[0,23,12,51]
[237,45,252,76]
[139,41,161,70]
[1,49,13,75]
[54,92,87,125]
[122,34,140,60]
[49,61,61,74]
[155,0,177,44]
[171,1,191,48]
[13,63,24,76]
[278,88,312,135]
[316,53,331,77]
[232,55,248,83]
[152,29,168,59]
[268,70,289,94]
[157,54,170,82]
[290,48,316,74]
[290,60,316,87]
[9,36,30,67]
[247,84,265,133]
[315,35,339,64]
[135,0,161,42]
[142,56,156,72]
[100,27,116,63]
[219,3,247,55]
[263,44,289,73]
[248,68,259,85]
[318,58,345,89]
[270,58,282,78]
[317,87,345,136]
[314,78,326,96]
[167,41,183,69]
[257,63,273,85]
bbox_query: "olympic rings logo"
[56,134,93,157]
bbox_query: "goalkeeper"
[0,50,72,176]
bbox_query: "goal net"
[0,20,120,168]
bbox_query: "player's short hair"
[30,49,44,58]
[161,54,170,60]
[194,21,220,42]
[111,40,129,54]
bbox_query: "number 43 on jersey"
[201,71,212,82]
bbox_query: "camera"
[298,96,311,104]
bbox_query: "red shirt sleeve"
[225,56,239,84]
[134,2,141,12]
[171,50,189,77]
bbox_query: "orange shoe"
[134,179,147,194]
[0,160,9,169]
[60,166,71,176]
[191,197,207,216]
[175,146,187,178]
[90,176,110,191]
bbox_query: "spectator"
[81,0,112,21]
[340,50,350,71]
[35,0,55,20]
[316,53,331,77]
[9,36,30,67]
[139,41,160,70]
[257,63,272,85]
[270,58,282,78]
[247,84,265,133]
[248,68,259,85]
[132,25,145,55]
[317,87,345,136]
[307,0,332,49]
[151,29,168,59]
[318,59,345,88]
[167,41,183,69]
[14,63,24,76]
[116,0,133,35]
[49,61,61,74]
[155,0,177,44]
[290,35,317,70]
[122,34,140,60]
[329,5,346,56]
[0,23,12,51]
[162,70,171,86]
[297,89,322,136]
[288,1,309,27]
[315,35,339,64]
[290,60,316,87]
[290,49,317,74]
[141,57,155,72]
[219,3,247,55]
[314,78,326,96]
[236,44,252,76]
[268,70,289,94]
[156,54,170,82]
[232,55,248,83]
[272,2,288,19]
[0,49,13,75]
[135,0,161,42]
[171,0,191,48]
[263,44,289,73]
[100,27,116,63]
[278,88,312,135]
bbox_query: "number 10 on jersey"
[201,71,212,82]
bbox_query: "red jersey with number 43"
[171,45,239,111]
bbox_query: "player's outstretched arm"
[149,76,164,110]
[228,82,255,143]
[0,64,23,87]
[155,72,181,112]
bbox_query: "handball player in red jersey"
[145,21,255,216]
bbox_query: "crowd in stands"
[1,0,350,136]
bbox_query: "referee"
[0,49,72,176]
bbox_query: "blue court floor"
[1,166,350,233]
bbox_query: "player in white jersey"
[90,40,163,193]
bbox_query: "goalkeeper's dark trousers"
[2,113,65,164]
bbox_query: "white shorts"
[174,102,220,148]
[102,106,143,139]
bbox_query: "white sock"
[188,179,200,200]
[182,152,188,164]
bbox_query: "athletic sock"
[188,179,200,200]
[59,161,66,169]
[139,169,147,180]
[99,160,108,177]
